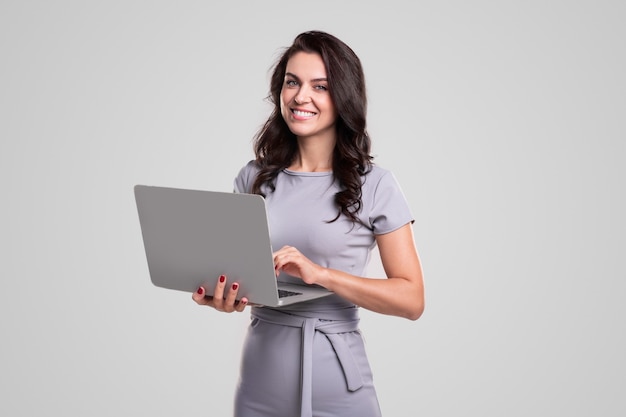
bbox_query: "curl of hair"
[251,31,373,224]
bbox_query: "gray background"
[1,1,624,416]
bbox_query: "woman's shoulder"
[360,163,409,202]
[362,164,398,187]
[361,164,413,230]
[240,159,260,175]
[365,164,392,177]
[233,160,260,193]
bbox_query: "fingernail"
[219,275,225,283]
[196,287,204,295]
[241,299,247,305]
[232,283,239,290]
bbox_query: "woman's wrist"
[315,266,334,290]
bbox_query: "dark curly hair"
[251,30,373,224]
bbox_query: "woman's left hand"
[272,245,327,286]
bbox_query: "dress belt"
[251,306,364,417]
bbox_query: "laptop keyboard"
[278,289,302,298]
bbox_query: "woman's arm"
[273,222,425,320]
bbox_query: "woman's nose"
[294,88,311,104]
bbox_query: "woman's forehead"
[285,52,327,78]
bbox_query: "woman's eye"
[285,80,298,87]
[315,85,328,91]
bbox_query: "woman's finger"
[235,297,249,312]
[192,286,213,306]
[223,282,240,312]
[212,275,227,311]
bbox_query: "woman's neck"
[289,136,335,172]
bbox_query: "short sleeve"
[233,160,259,194]
[366,169,414,235]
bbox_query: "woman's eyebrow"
[285,72,327,83]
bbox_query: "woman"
[193,30,424,417]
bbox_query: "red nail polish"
[219,275,225,283]
[196,287,204,295]
[232,283,239,290]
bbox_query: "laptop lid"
[133,185,332,307]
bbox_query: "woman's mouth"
[291,109,316,118]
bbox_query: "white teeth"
[293,110,315,117]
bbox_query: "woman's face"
[280,52,338,142]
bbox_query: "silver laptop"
[133,184,333,307]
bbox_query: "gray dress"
[232,161,413,417]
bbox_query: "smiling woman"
[191,30,424,417]
[280,52,338,146]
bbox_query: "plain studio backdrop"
[1,1,624,416]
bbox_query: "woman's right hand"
[191,274,249,313]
